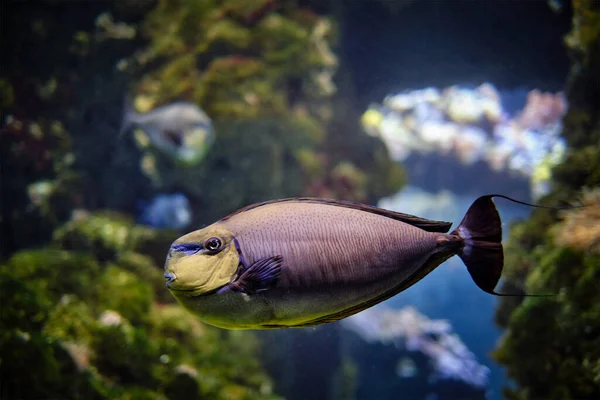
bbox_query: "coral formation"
[340,306,489,400]
[0,213,279,400]
[1,0,404,261]
[492,1,600,398]
[342,306,489,389]
[0,0,403,250]
[554,188,600,253]
[362,83,567,199]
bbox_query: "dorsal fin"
[221,197,452,233]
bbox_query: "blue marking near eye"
[171,243,201,255]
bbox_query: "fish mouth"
[164,271,177,288]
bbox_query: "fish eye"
[204,237,222,252]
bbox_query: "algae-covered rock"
[492,247,600,399]
[492,1,600,398]
[1,1,404,398]
[164,365,202,400]
[3,249,102,303]
[93,311,161,387]
[135,0,337,118]
[52,209,175,266]
[97,266,154,324]
[150,304,278,399]
[53,212,138,261]
[43,295,96,348]
[0,269,107,400]
[1,211,279,399]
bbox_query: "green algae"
[1,213,280,399]
[492,1,600,397]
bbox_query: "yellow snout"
[165,240,239,297]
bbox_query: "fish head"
[164,224,238,297]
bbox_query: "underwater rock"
[53,212,138,262]
[133,0,338,119]
[95,12,136,41]
[43,295,97,348]
[516,89,567,131]
[2,249,102,304]
[164,364,202,400]
[1,112,80,258]
[52,210,180,267]
[97,265,154,325]
[492,1,600,398]
[1,233,279,399]
[554,187,600,254]
[342,306,490,390]
[362,83,567,199]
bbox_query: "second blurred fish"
[121,100,215,166]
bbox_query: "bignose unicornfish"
[163,194,553,330]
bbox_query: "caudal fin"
[451,195,505,296]
[452,194,581,296]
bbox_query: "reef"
[0,212,280,400]
[0,0,404,259]
[492,1,600,398]
[0,1,406,398]
[340,306,489,400]
[123,0,403,213]
[362,83,567,200]
[259,305,489,400]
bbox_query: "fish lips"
[164,271,177,287]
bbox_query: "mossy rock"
[97,266,154,324]
[93,312,162,388]
[493,1,600,396]
[0,269,52,336]
[43,295,97,347]
[118,252,174,304]
[110,386,168,400]
[149,305,278,399]
[53,212,137,262]
[148,304,208,360]
[163,365,202,400]
[0,332,106,400]
[138,0,337,119]
[1,249,102,304]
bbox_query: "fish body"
[165,196,504,330]
[121,101,215,165]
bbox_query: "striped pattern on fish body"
[226,202,438,290]
[165,196,509,330]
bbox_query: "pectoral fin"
[229,256,282,294]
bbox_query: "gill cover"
[166,227,239,296]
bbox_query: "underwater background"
[1,1,599,399]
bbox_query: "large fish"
[163,195,536,330]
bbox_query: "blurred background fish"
[138,192,192,230]
[121,100,215,166]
